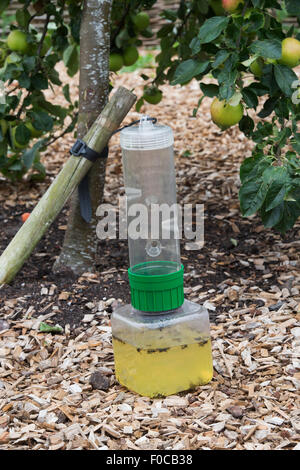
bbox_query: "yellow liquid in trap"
[112,332,213,397]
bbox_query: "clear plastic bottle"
[120,116,181,275]
[111,300,213,398]
[120,117,184,312]
[111,116,213,397]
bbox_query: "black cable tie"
[70,117,157,160]
[70,141,109,223]
[69,116,156,224]
[70,139,108,163]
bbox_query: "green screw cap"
[128,261,184,312]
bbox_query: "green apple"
[10,126,28,149]
[25,121,43,138]
[210,97,243,130]
[222,0,244,13]
[250,58,264,78]
[133,12,150,32]
[143,87,162,105]
[109,53,124,72]
[279,37,300,68]
[7,30,29,54]
[123,46,139,66]
[0,119,8,137]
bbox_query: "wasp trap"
[111,116,213,397]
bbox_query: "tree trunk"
[53,0,113,276]
[0,87,136,285]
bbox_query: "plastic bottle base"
[115,374,213,398]
[112,336,213,398]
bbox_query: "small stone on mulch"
[89,371,110,391]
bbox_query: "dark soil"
[0,194,296,329]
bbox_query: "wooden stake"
[0,86,136,285]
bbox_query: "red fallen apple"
[21,212,30,223]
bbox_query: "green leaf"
[265,182,290,212]
[239,115,255,137]
[244,11,265,33]
[285,0,299,15]
[63,84,71,103]
[161,9,178,21]
[5,52,21,64]
[140,27,154,39]
[31,73,48,90]
[200,83,219,97]
[228,92,242,106]
[196,0,209,14]
[136,97,144,112]
[157,23,174,38]
[219,74,237,101]
[192,96,204,117]
[16,8,31,28]
[277,127,292,148]
[250,0,262,6]
[246,82,269,97]
[240,154,272,184]
[261,202,284,228]
[189,37,201,55]
[70,15,81,43]
[8,161,23,171]
[115,28,130,49]
[39,322,63,334]
[197,17,229,45]
[48,68,62,86]
[15,124,30,146]
[258,96,280,118]
[216,54,238,101]
[263,167,290,211]
[239,179,269,216]
[240,155,258,183]
[273,201,300,233]
[31,93,66,119]
[172,59,209,85]
[242,88,258,109]
[63,44,79,77]
[260,64,279,96]
[32,160,46,179]
[252,121,274,143]
[22,140,45,170]
[42,102,67,120]
[0,0,9,14]
[242,56,257,67]
[18,72,31,89]
[212,50,230,69]
[250,39,282,60]
[275,99,290,121]
[30,111,53,131]
[23,56,36,73]
[262,165,284,185]
[274,64,298,97]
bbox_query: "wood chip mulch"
[0,289,299,450]
[0,62,300,450]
